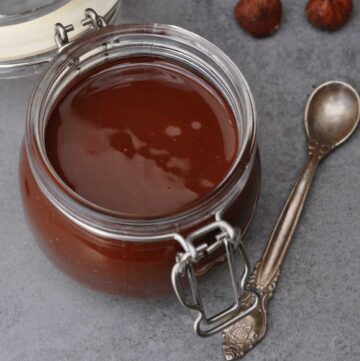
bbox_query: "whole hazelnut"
[234,0,283,38]
[306,0,353,31]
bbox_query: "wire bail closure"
[54,8,107,50]
[172,221,260,337]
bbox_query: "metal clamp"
[54,8,107,50]
[172,221,260,337]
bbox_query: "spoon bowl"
[305,81,360,150]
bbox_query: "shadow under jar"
[20,25,260,304]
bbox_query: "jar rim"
[25,23,257,241]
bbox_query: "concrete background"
[1,1,359,360]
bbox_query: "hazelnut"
[306,0,353,31]
[234,0,283,38]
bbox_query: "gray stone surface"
[1,1,359,360]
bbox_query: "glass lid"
[0,0,121,78]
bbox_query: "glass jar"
[19,21,260,336]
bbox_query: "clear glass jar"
[19,23,260,334]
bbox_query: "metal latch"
[172,221,259,337]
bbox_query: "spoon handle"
[221,149,323,361]
[254,148,321,289]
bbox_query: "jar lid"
[0,0,121,78]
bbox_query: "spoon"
[222,81,360,360]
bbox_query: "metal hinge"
[54,8,107,50]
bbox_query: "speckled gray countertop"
[1,1,359,360]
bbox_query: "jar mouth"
[26,24,257,240]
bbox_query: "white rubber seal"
[0,0,119,62]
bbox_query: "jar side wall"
[20,143,261,296]
[20,143,178,296]
[223,150,261,234]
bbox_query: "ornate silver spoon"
[222,81,360,360]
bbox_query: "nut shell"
[306,0,353,31]
[235,0,283,38]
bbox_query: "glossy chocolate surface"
[46,57,238,217]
